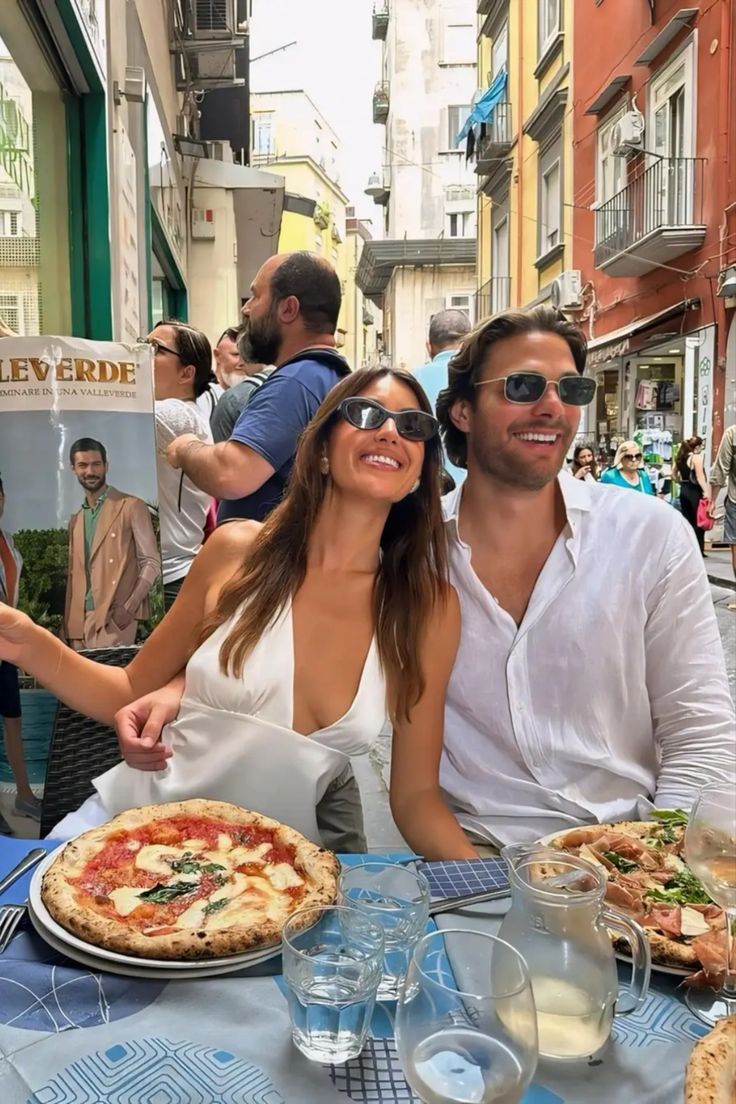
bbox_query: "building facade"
[471,0,574,323]
[0,0,281,346]
[345,208,383,372]
[357,0,478,370]
[571,0,735,471]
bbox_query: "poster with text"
[0,336,163,652]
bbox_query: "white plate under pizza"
[539,812,727,984]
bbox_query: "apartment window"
[538,0,560,57]
[538,147,561,259]
[0,293,22,334]
[447,209,476,238]
[491,21,508,79]
[442,22,474,65]
[446,292,474,323]
[596,108,627,205]
[252,113,275,156]
[0,210,20,236]
[650,44,694,160]
[447,105,471,148]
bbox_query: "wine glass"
[395,928,538,1104]
[684,781,736,1025]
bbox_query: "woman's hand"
[574,465,590,480]
[0,602,36,667]
[114,683,183,771]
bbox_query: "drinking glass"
[684,782,736,1025]
[396,928,538,1104]
[281,904,385,1063]
[338,861,431,999]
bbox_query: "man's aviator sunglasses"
[476,372,596,407]
[338,397,439,442]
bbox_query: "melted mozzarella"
[109,886,145,917]
[217,833,233,851]
[176,873,250,929]
[265,863,304,890]
[135,845,182,874]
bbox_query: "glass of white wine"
[684,781,736,1025]
[395,928,538,1104]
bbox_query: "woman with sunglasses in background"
[675,435,709,556]
[600,440,655,494]
[0,367,476,859]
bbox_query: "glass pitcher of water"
[498,844,651,1061]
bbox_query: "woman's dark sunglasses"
[142,337,182,360]
[476,371,596,406]
[622,452,643,461]
[338,397,439,442]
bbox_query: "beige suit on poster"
[63,487,160,647]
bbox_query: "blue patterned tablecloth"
[0,839,706,1103]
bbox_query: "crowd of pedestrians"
[0,257,733,851]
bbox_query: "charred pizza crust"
[42,800,339,960]
[685,1016,736,1104]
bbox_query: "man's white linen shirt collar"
[440,472,735,846]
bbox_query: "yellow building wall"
[478,0,573,310]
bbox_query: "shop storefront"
[584,301,715,493]
[0,0,112,340]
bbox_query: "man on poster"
[63,437,160,650]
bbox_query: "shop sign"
[587,337,630,369]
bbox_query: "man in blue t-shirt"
[414,309,471,490]
[167,252,350,522]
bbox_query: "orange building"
[571,1,735,474]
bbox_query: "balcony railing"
[594,156,706,276]
[475,276,511,321]
[373,81,390,124]
[372,2,389,39]
[474,103,513,174]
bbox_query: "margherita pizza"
[41,800,339,960]
[549,812,727,983]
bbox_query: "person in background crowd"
[433,306,734,849]
[213,327,248,390]
[145,322,214,610]
[63,438,159,650]
[211,328,274,444]
[570,442,598,482]
[599,440,655,494]
[189,329,223,427]
[675,435,709,556]
[166,252,351,523]
[415,309,472,490]
[0,475,40,833]
[0,368,475,860]
[709,423,736,608]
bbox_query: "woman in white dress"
[0,367,477,859]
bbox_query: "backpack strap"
[277,347,351,377]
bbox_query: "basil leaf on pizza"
[41,800,339,960]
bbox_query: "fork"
[0,903,27,952]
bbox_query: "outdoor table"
[0,836,707,1103]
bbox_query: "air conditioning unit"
[610,110,645,157]
[550,270,583,310]
[206,139,233,163]
[193,0,237,38]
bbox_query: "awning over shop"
[586,297,701,368]
[456,69,507,145]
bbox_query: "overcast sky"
[250,0,383,224]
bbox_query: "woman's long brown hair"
[201,367,449,723]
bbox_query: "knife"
[0,848,46,897]
[428,887,510,916]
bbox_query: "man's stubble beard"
[469,432,573,492]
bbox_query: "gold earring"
[320,454,330,475]
[410,479,420,493]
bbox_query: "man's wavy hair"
[201,367,448,724]
[436,306,587,470]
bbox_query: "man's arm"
[122,500,162,615]
[645,517,736,808]
[167,437,275,499]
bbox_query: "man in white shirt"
[435,305,735,847]
[145,322,214,610]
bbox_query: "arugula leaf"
[203,897,228,915]
[138,881,198,903]
[649,809,689,827]
[602,851,638,874]
[644,867,712,906]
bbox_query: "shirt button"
[111,532,116,538]
[109,558,114,563]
